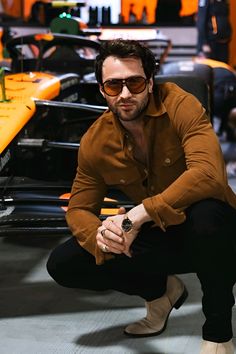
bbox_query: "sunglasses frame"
[101,76,149,97]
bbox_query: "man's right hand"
[96,207,126,255]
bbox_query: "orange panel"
[121,0,198,24]
[0,30,3,60]
[145,0,158,24]
[24,0,50,20]
[229,0,236,67]
[179,0,198,17]
[1,0,50,20]
[0,72,60,154]
[59,194,119,215]
[121,0,159,24]
[1,0,22,17]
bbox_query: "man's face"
[99,56,153,123]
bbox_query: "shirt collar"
[106,92,167,148]
[145,92,166,117]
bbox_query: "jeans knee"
[188,199,227,239]
[46,252,58,281]
[46,249,69,286]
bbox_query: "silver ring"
[101,229,106,237]
[102,244,109,252]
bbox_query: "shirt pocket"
[155,147,186,189]
[103,166,140,187]
[161,147,185,167]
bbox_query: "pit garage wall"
[229,0,236,68]
[80,0,120,24]
[1,0,121,23]
[1,0,236,68]
[1,0,49,20]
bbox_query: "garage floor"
[0,177,236,354]
[0,240,235,354]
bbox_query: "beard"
[107,95,150,123]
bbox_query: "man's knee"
[46,240,81,287]
[187,198,231,238]
[46,250,64,285]
[46,243,110,291]
[186,199,236,270]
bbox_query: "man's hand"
[96,204,151,257]
[96,207,137,257]
[96,207,126,255]
[102,207,139,257]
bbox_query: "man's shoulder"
[158,81,190,104]
[157,81,206,125]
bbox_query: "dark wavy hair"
[95,39,157,84]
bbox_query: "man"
[193,57,236,141]
[47,39,236,354]
[196,0,232,63]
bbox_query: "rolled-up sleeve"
[66,136,112,265]
[143,94,227,228]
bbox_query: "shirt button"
[161,220,166,228]
[120,179,126,184]
[150,185,155,191]
[128,145,132,151]
[164,158,171,164]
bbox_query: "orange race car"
[0,32,132,237]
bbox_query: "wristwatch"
[121,215,133,233]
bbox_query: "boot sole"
[124,286,188,338]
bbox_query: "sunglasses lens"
[103,80,123,96]
[103,77,147,96]
[126,77,146,94]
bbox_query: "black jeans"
[209,40,229,64]
[47,198,236,343]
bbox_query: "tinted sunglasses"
[101,76,149,96]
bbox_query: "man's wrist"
[121,215,134,233]
[124,204,151,231]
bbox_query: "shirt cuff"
[143,194,186,229]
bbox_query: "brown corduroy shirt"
[66,82,236,265]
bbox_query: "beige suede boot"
[124,275,188,337]
[200,339,235,354]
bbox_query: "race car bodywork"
[0,69,80,175]
[0,31,103,181]
[0,68,126,237]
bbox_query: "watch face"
[122,217,133,232]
